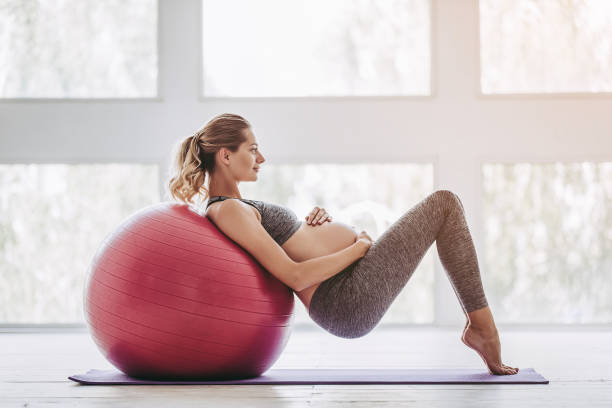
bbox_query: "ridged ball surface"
[83,201,294,380]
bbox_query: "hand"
[305,206,332,225]
[355,230,373,257]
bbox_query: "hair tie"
[190,135,201,151]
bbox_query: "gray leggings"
[308,190,488,339]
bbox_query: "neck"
[207,176,241,199]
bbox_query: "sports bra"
[206,196,302,246]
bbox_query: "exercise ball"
[83,201,295,380]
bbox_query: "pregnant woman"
[167,113,518,376]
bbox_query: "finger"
[307,207,320,224]
[312,208,324,224]
[317,213,328,224]
[308,207,319,224]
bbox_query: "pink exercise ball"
[83,201,295,380]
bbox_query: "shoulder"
[204,199,299,291]
[206,198,261,224]
[205,198,237,219]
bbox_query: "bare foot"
[462,323,519,375]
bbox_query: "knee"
[433,189,459,203]
[435,189,457,200]
[433,189,464,211]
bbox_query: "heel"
[461,334,495,375]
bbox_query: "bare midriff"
[206,201,358,312]
[281,220,358,312]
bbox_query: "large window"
[482,162,612,323]
[202,0,431,97]
[0,0,158,98]
[0,164,160,324]
[479,0,612,94]
[237,163,435,326]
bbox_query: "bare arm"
[211,199,371,293]
[293,241,368,292]
[211,200,302,291]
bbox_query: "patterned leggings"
[308,190,488,339]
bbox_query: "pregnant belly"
[281,220,358,311]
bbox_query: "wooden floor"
[1,325,611,407]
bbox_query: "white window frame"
[0,1,162,102]
[1,0,611,331]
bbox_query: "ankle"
[466,307,497,331]
[468,321,498,335]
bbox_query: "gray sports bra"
[206,196,302,246]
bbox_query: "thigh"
[309,191,450,336]
[343,196,442,314]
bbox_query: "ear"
[217,148,230,164]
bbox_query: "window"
[0,0,158,98]
[202,0,431,97]
[0,164,160,323]
[239,162,435,326]
[479,0,612,94]
[482,162,612,323]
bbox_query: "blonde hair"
[167,113,251,207]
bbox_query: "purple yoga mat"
[69,368,548,385]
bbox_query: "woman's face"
[231,127,265,181]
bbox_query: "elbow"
[291,261,305,292]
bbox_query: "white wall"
[1,0,611,326]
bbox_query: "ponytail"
[166,113,250,208]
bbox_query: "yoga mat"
[69,368,548,385]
